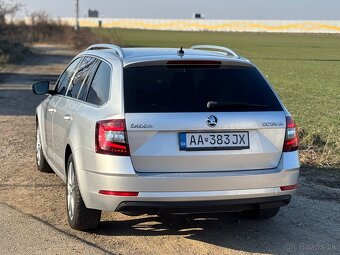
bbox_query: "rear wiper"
[207,101,268,110]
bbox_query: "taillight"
[95,119,130,156]
[283,116,299,152]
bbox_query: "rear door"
[124,62,286,173]
[52,57,96,173]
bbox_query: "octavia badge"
[206,115,218,127]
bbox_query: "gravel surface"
[0,44,339,255]
[0,203,108,255]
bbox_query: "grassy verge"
[92,28,340,168]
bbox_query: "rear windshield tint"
[123,65,283,113]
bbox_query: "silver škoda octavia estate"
[32,44,300,230]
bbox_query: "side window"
[86,61,111,106]
[55,58,81,95]
[77,60,100,101]
[67,57,96,98]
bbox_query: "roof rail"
[191,45,238,58]
[86,44,125,58]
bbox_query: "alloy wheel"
[67,162,76,220]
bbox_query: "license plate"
[179,132,249,151]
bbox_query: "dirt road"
[0,45,339,255]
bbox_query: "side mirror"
[32,81,50,95]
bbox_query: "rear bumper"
[77,171,298,211]
[116,195,291,214]
[74,149,299,212]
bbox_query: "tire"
[66,154,101,230]
[243,207,280,219]
[36,125,53,173]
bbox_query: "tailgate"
[126,112,286,173]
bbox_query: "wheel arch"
[64,144,91,207]
[65,144,72,175]
[35,107,49,161]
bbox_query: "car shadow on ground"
[95,212,302,255]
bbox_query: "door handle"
[48,108,56,113]
[63,114,72,121]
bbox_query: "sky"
[19,0,340,20]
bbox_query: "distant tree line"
[0,0,20,26]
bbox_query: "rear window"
[123,65,283,113]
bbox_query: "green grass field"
[93,28,340,167]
